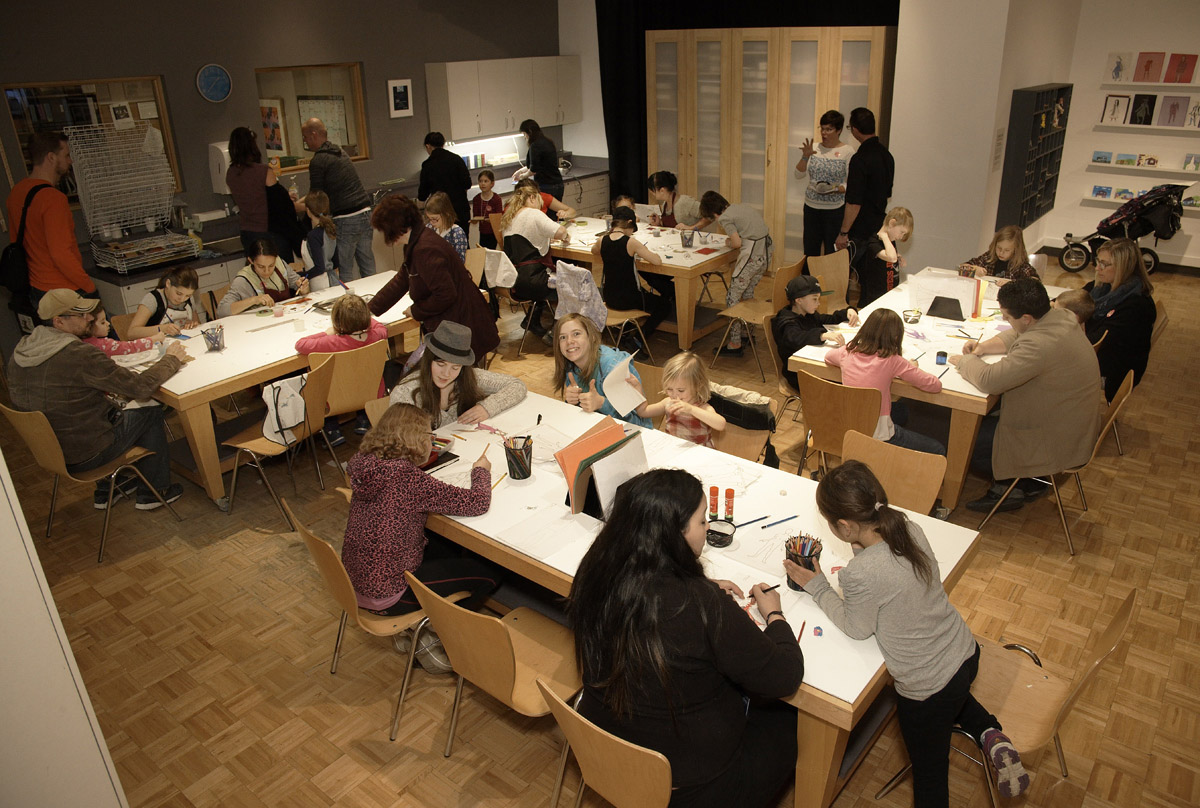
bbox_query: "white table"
[423,392,980,808]
[154,272,415,503]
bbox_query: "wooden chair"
[1090,329,1108,352]
[464,246,487,287]
[632,360,665,429]
[308,339,389,445]
[202,284,230,322]
[978,372,1134,555]
[400,572,582,758]
[221,355,336,528]
[1151,297,1168,346]
[842,430,947,514]
[707,257,801,384]
[0,403,181,563]
[793,370,881,476]
[536,679,672,808]
[605,308,655,364]
[109,312,136,341]
[713,422,772,464]
[364,395,391,426]
[769,257,807,312]
[806,250,851,313]
[761,313,802,422]
[876,591,1136,808]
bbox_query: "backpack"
[1,184,51,295]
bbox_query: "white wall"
[1041,0,1200,267]
[558,0,608,158]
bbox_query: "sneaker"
[541,331,555,347]
[325,427,346,447]
[414,628,453,674]
[981,728,1030,798]
[712,343,745,358]
[1018,479,1050,500]
[353,415,370,436]
[392,630,413,655]
[933,506,952,520]
[966,485,1025,513]
[135,482,183,511]
[93,484,126,510]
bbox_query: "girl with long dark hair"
[570,469,803,807]
[518,118,564,200]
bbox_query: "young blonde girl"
[959,225,1039,280]
[632,351,726,447]
[824,309,945,456]
[554,313,651,427]
[856,206,912,308]
[425,191,469,261]
[301,190,338,291]
[127,266,199,339]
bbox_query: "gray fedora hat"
[425,320,475,365]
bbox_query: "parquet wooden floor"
[1,258,1196,808]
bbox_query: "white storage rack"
[65,121,198,273]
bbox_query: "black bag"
[1,184,51,295]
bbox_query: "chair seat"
[504,607,583,715]
[68,446,153,484]
[717,299,773,321]
[222,422,315,455]
[357,590,473,637]
[970,638,1073,751]
[606,309,649,325]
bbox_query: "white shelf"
[1100,82,1200,91]
[1082,196,1200,216]
[1087,162,1200,179]
[1094,123,1200,137]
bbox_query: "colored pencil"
[736,515,768,528]
[492,473,507,490]
[761,515,798,529]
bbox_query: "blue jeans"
[334,211,375,279]
[888,425,946,456]
[66,406,172,496]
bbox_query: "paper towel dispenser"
[209,142,231,194]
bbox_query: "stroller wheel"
[1140,247,1159,274]
[1060,242,1091,272]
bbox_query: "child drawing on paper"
[629,351,726,447]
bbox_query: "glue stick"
[709,486,719,520]
[724,488,735,521]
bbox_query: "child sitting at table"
[785,461,1028,804]
[294,294,387,444]
[85,305,165,356]
[471,169,503,250]
[697,191,774,357]
[425,191,469,262]
[554,312,651,427]
[958,226,1039,281]
[631,351,726,447]
[218,239,309,317]
[300,190,338,291]
[772,275,859,389]
[591,206,670,349]
[611,194,639,219]
[824,309,945,455]
[126,266,200,339]
[341,402,500,664]
[855,206,912,308]
[1053,288,1095,326]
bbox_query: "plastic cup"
[293,318,306,332]
[680,230,695,248]
[273,304,284,317]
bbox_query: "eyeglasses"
[1096,259,1114,268]
[819,126,838,134]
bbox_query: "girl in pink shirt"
[84,305,164,356]
[824,309,945,455]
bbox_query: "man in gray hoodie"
[7,289,189,509]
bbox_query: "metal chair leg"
[96,469,119,563]
[444,674,466,757]
[1074,472,1087,512]
[873,762,912,799]
[46,475,59,538]
[571,783,586,808]
[307,434,326,491]
[977,478,1021,530]
[631,320,656,365]
[1112,420,1123,455]
[330,611,348,674]
[123,464,181,522]
[1053,733,1068,777]
[550,730,572,808]
[390,618,427,740]
[319,428,347,486]
[707,319,738,370]
[227,448,245,516]
[741,318,766,381]
[1050,475,1075,555]
[252,455,292,528]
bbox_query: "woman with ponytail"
[785,461,1028,807]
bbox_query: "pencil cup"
[679,230,695,248]
[201,325,225,352]
[784,539,822,590]
[503,437,533,480]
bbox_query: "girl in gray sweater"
[785,461,1029,806]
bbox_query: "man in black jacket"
[418,132,472,230]
[771,275,859,388]
[834,107,895,252]
[302,118,375,278]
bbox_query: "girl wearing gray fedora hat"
[390,321,527,428]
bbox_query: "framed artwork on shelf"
[1102,94,1129,123]
[1158,96,1189,126]
[1183,153,1200,170]
[1130,94,1157,125]
[1092,150,1113,163]
[1106,52,1132,82]
[1114,188,1135,200]
[1135,52,1166,82]
[387,79,413,118]
[1164,53,1197,84]
[1190,100,1200,127]
[1115,153,1137,165]
[1137,154,1158,167]
[259,98,286,152]
[1092,186,1112,198]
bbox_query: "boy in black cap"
[771,275,859,388]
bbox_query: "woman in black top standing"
[569,469,804,808]
[519,119,564,201]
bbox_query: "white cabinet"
[426,55,581,140]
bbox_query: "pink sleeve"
[82,335,155,357]
[294,332,343,354]
[367,320,388,343]
[891,355,943,392]
[824,346,846,367]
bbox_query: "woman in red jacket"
[369,194,499,365]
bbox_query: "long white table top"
[554,216,734,269]
[426,392,978,705]
[159,272,412,397]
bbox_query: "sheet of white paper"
[590,433,648,518]
[495,505,603,562]
[633,203,659,222]
[602,353,646,417]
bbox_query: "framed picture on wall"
[1101,94,1130,124]
[259,98,287,152]
[1130,94,1157,125]
[387,79,413,118]
[1158,96,1189,127]
[1106,52,1132,83]
[1164,53,1197,84]
[1135,52,1166,82]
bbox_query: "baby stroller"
[1061,183,1194,273]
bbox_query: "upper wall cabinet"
[426,56,582,141]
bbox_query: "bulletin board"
[297,94,348,150]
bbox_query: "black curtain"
[596,2,901,201]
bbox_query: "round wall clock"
[196,64,232,103]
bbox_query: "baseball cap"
[38,289,99,320]
[785,275,822,301]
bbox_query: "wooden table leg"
[176,403,225,501]
[942,409,983,510]
[794,710,850,808]
[673,275,698,350]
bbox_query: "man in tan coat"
[949,278,1102,512]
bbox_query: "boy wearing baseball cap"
[771,275,860,388]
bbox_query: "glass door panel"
[838,40,872,124]
[694,40,723,195]
[739,39,769,213]
[653,42,680,177]
[783,40,819,262]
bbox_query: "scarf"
[1090,276,1143,320]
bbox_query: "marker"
[938,366,952,379]
[736,515,768,528]
[492,473,507,490]
[761,515,798,529]
[760,583,781,594]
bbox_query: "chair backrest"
[364,396,391,427]
[308,340,389,418]
[1090,329,1108,352]
[1151,297,1168,346]
[794,370,881,458]
[282,500,362,617]
[464,247,487,286]
[761,314,798,398]
[770,257,807,312]
[300,354,337,434]
[841,430,947,514]
[0,403,70,477]
[109,313,136,341]
[1051,590,1136,740]
[203,284,230,322]
[1078,371,1134,470]
[713,422,771,463]
[405,572,519,705]
[806,250,851,313]
[535,680,672,808]
[633,361,665,429]
[488,212,505,244]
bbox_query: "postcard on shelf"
[1130,95,1157,126]
[1092,151,1113,164]
[1115,189,1135,200]
[1135,52,1166,82]
[1106,52,1132,83]
[1102,94,1129,124]
[1183,196,1199,208]
[1158,96,1189,127]
[1115,153,1138,166]
[1164,53,1197,84]
[1184,154,1200,171]
[1137,154,1158,167]
[1092,186,1113,199]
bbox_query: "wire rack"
[65,121,197,272]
